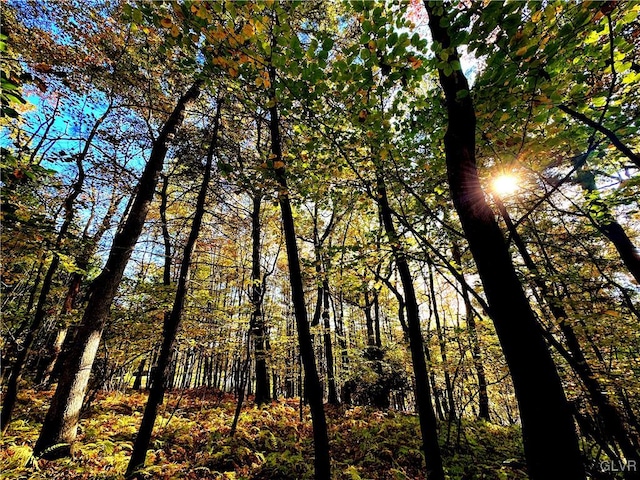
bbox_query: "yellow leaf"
[160,17,173,28]
[255,76,263,87]
[499,112,510,122]
[515,46,527,56]
[242,24,254,38]
[253,18,265,34]
[531,10,542,23]
[212,28,226,41]
[229,67,238,77]
[273,161,285,170]
[171,25,180,38]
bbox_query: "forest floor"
[1,388,528,479]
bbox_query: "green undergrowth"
[1,388,527,479]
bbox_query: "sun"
[492,174,519,196]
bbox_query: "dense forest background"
[1,1,639,479]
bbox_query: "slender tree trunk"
[132,359,146,391]
[36,327,68,387]
[375,168,444,480]
[0,108,105,430]
[577,170,640,284]
[335,289,350,400]
[250,192,271,405]
[423,5,584,478]
[322,276,339,405]
[126,98,219,478]
[3,102,113,423]
[37,190,122,387]
[33,82,201,458]
[598,220,640,284]
[159,174,172,287]
[363,289,388,408]
[268,66,330,479]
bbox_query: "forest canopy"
[1,1,639,479]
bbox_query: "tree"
[1,104,112,431]
[126,99,221,478]
[267,44,331,480]
[422,2,585,478]
[375,166,445,480]
[33,80,202,458]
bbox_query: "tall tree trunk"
[374,168,445,480]
[336,289,350,404]
[33,82,201,458]
[322,276,339,405]
[363,288,388,408]
[309,209,339,405]
[37,189,122,387]
[126,98,219,478]
[250,192,271,405]
[594,212,640,285]
[268,66,330,479]
[159,173,173,287]
[1,101,111,430]
[132,359,146,391]
[423,5,584,479]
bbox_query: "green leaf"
[592,96,607,107]
[132,8,142,24]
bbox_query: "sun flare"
[492,174,519,196]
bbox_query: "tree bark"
[322,276,339,405]
[1,101,111,430]
[423,4,584,478]
[576,170,640,284]
[250,192,271,405]
[310,209,339,405]
[427,263,456,421]
[126,97,219,478]
[375,168,445,480]
[33,81,201,458]
[268,65,330,479]
[598,220,640,285]
[37,188,122,387]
